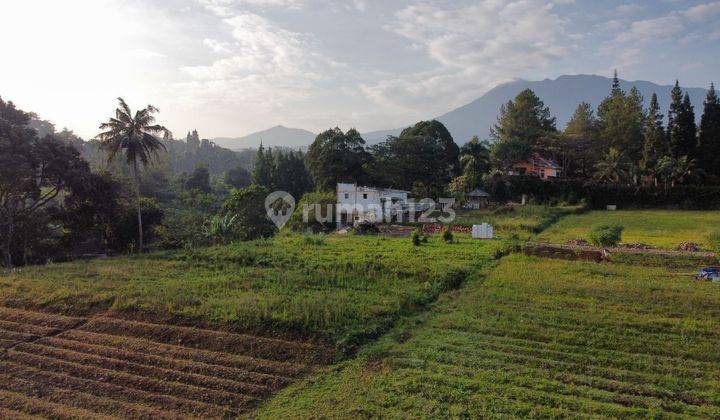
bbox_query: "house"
[336,183,411,228]
[465,189,491,209]
[513,153,561,179]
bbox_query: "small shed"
[466,189,490,209]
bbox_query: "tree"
[641,93,667,185]
[459,136,491,189]
[306,128,370,191]
[370,120,459,197]
[252,143,274,188]
[1,98,93,267]
[559,102,601,178]
[667,81,697,160]
[597,76,645,165]
[185,165,212,193]
[225,166,253,189]
[594,147,631,183]
[491,89,557,147]
[490,137,532,171]
[698,83,720,179]
[97,98,171,252]
[222,185,276,240]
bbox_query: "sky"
[1,0,719,140]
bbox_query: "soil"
[0,306,333,418]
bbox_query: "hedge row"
[482,176,720,209]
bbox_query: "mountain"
[362,74,709,144]
[212,125,316,150]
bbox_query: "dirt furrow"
[80,316,332,364]
[0,406,45,420]
[40,335,291,389]
[4,349,257,410]
[0,329,37,343]
[0,372,192,419]
[14,341,270,397]
[0,307,84,330]
[59,329,308,378]
[0,360,237,418]
[0,388,111,420]
[0,319,58,337]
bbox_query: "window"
[344,193,349,199]
[363,193,368,199]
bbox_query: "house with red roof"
[512,153,561,179]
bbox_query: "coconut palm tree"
[594,147,630,183]
[97,98,170,252]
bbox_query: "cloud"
[684,1,720,22]
[616,3,644,14]
[361,0,573,114]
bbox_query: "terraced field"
[0,306,331,418]
[259,255,720,417]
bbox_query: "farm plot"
[258,255,720,418]
[537,209,720,249]
[0,307,330,418]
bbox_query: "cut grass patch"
[257,255,720,418]
[537,210,720,249]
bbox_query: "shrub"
[411,231,421,246]
[442,228,454,243]
[588,224,623,247]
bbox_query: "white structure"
[472,223,494,239]
[336,183,410,227]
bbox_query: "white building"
[336,183,410,227]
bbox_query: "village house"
[513,153,561,179]
[336,183,412,228]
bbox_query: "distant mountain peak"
[363,74,708,144]
[211,125,316,150]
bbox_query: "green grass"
[452,205,580,234]
[537,210,720,249]
[0,233,497,349]
[258,255,720,418]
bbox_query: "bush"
[288,191,336,233]
[411,231,421,246]
[302,234,326,246]
[442,228,453,243]
[588,225,623,247]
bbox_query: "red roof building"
[513,153,561,179]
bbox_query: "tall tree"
[252,143,273,188]
[667,81,697,160]
[641,93,667,184]
[491,89,556,147]
[0,98,91,266]
[370,120,459,197]
[459,136,491,189]
[559,102,601,178]
[97,98,170,252]
[306,128,370,191]
[698,83,720,179]
[594,147,631,183]
[597,76,645,165]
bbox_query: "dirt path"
[0,306,332,418]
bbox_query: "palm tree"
[97,98,170,252]
[594,147,630,183]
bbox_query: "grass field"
[537,210,720,249]
[452,205,579,234]
[258,254,720,418]
[0,234,497,348]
